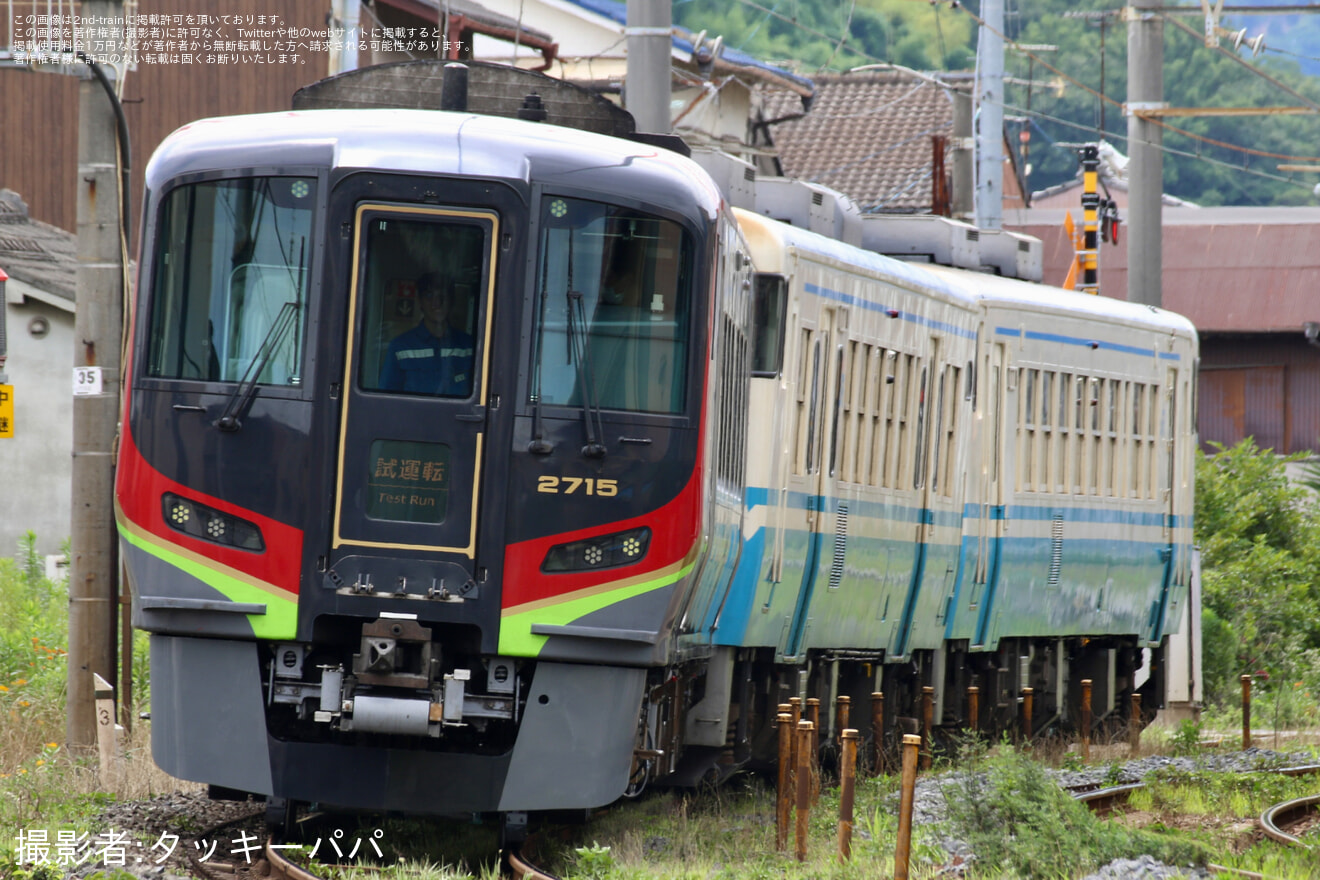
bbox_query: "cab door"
[332,204,499,568]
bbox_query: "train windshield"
[530,197,692,415]
[145,177,315,385]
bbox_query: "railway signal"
[1062,144,1120,295]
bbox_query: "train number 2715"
[537,477,618,496]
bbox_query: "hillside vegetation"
[674,0,1320,206]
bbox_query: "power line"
[1263,44,1320,65]
[1002,100,1316,193]
[1159,12,1320,112]
[816,0,857,73]
[730,0,883,67]
[953,2,1320,164]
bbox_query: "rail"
[1258,793,1319,848]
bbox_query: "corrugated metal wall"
[0,0,331,235]
[1199,334,1320,454]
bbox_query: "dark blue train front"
[116,109,740,814]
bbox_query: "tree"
[1194,440,1320,705]
[675,0,1320,205]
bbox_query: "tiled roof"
[762,71,955,213]
[0,189,75,303]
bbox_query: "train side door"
[973,340,1007,648]
[331,205,499,576]
[1149,366,1179,642]
[893,337,941,657]
[784,306,844,659]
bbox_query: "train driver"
[379,272,475,397]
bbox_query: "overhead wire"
[729,0,884,66]
[1001,100,1316,193]
[817,0,857,73]
[951,2,1320,164]
[1262,44,1320,66]
[1158,12,1320,112]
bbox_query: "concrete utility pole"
[1126,0,1164,307]
[67,0,124,750]
[625,0,671,133]
[975,0,1005,230]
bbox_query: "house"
[462,0,814,155]
[760,69,1028,215]
[0,189,76,559]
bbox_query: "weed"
[569,842,613,880]
[1059,750,1085,772]
[941,740,1209,878]
[1170,719,1202,757]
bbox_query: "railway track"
[182,763,1317,880]
[1258,793,1319,848]
[1068,766,1319,876]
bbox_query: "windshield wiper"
[565,289,607,458]
[216,300,299,432]
[527,262,554,455]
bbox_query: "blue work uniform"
[380,324,475,396]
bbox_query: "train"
[114,105,1197,828]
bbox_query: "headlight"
[162,493,265,551]
[541,527,651,572]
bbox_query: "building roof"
[377,0,560,66]
[1004,205,1320,333]
[378,0,556,44]
[761,70,956,214]
[0,189,74,305]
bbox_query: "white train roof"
[735,207,1196,340]
[145,109,723,222]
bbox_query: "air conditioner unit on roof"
[859,214,981,270]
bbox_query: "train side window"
[990,362,1001,485]
[937,363,959,497]
[1149,381,1161,499]
[1087,375,1101,495]
[793,327,812,477]
[892,353,913,488]
[1056,372,1071,494]
[1020,369,1035,493]
[912,363,929,490]
[1130,383,1144,498]
[1066,374,1077,493]
[752,274,788,377]
[828,341,846,477]
[861,345,879,486]
[1106,378,1121,496]
[146,176,316,385]
[1040,371,1053,493]
[805,336,824,475]
[869,348,889,488]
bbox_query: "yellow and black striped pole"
[1079,145,1100,295]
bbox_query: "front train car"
[114,109,730,815]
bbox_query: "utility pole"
[975,0,1004,230]
[1126,0,1164,307]
[625,0,671,133]
[67,0,124,750]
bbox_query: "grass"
[0,533,189,877]
[1,530,1318,879]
